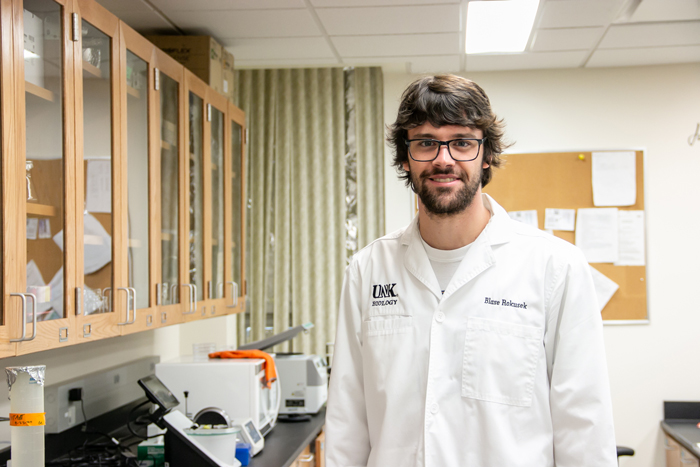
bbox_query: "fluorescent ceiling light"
[466,0,540,54]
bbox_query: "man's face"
[403,123,488,216]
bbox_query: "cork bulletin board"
[483,150,647,322]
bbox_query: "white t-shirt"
[421,239,472,294]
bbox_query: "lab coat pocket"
[462,317,543,407]
[363,316,413,337]
[368,303,408,318]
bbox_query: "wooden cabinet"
[682,449,700,467]
[665,434,700,467]
[314,430,325,467]
[667,435,682,467]
[290,430,325,467]
[1,0,246,356]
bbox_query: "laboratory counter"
[0,400,326,467]
[661,401,700,463]
[253,409,325,467]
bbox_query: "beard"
[411,166,482,216]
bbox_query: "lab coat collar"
[400,194,515,299]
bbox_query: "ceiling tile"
[310,0,458,5]
[332,33,459,57]
[150,0,305,11]
[96,0,151,12]
[599,21,700,49]
[538,0,623,28]
[166,9,321,38]
[586,45,700,67]
[629,0,700,23]
[107,10,179,34]
[317,5,461,35]
[531,27,605,52]
[465,50,587,72]
[225,37,335,60]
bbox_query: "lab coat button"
[430,403,439,414]
[435,312,445,323]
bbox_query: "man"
[325,75,617,467]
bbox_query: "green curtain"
[234,67,384,358]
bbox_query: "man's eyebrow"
[410,132,479,139]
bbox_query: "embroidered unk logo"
[372,284,398,299]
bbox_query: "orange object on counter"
[208,350,277,388]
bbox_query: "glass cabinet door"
[125,50,149,311]
[23,0,66,327]
[210,106,224,300]
[79,19,115,319]
[189,91,204,304]
[230,118,243,303]
[159,72,180,306]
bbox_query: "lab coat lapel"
[442,194,514,300]
[401,218,443,300]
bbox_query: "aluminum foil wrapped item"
[6,365,46,467]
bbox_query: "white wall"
[383,63,700,467]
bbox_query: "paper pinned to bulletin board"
[483,150,647,322]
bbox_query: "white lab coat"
[326,195,617,467]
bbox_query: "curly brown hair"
[387,75,510,188]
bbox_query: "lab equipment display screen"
[245,421,261,443]
[138,375,180,410]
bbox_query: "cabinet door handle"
[10,293,37,342]
[75,287,82,315]
[117,287,131,325]
[191,284,198,313]
[170,283,179,304]
[102,287,112,313]
[156,283,162,306]
[182,284,196,315]
[127,287,137,324]
[226,281,238,308]
[298,454,314,464]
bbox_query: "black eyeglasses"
[404,138,487,162]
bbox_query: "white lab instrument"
[232,418,264,456]
[275,354,327,415]
[156,356,280,436]
[164,410,241,467]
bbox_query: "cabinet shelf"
[25,81,55,102]
[27,203,58,217]
[127,85,140,99]
[83,62,102,78]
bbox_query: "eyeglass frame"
[404,137,487,162]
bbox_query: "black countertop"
[661,401,700,459]
[0,403,325,467]
[661,420,700,458]
[251,408,325,467]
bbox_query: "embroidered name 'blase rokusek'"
[484,296,528,309]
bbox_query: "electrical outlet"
[64,405,76,426]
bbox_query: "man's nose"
[433,144,455,168]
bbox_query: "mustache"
[419,168,464,180]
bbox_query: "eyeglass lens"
[408,139,482,162]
